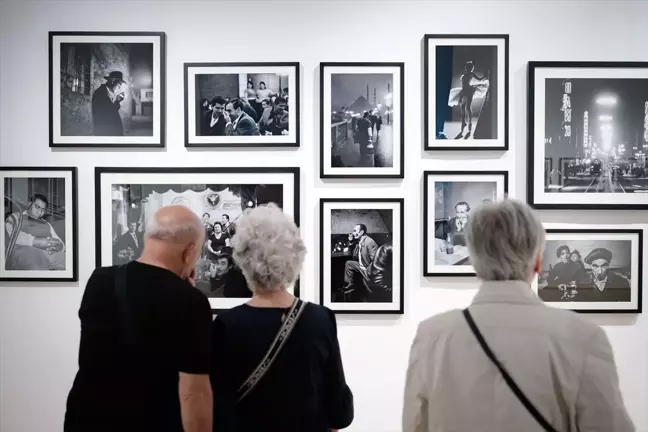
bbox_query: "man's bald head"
[145,205,204,245]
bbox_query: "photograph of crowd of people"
[108,182,284,302]
[2,168,76,281]
[537,233,641,310]
[51,32,164,147]
[424,171,508,276]
[185,63,298,146]
[321,63,403,178]
[320,199,403,314]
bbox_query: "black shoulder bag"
[237,298,307,402]
[462,308,559,432]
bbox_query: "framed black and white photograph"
[424,34,508,150]
[1,167,77,282]
[423,171,508,276]
[320,62,404,178]
[536,228,643,313]
[319,198,403,314]
[184,62,299,147]
[528,61,648,209]
[95,167,299,312]
[50,31,165,148]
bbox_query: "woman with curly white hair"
[209,203,353,432]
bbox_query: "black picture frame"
[184,62,300,148]
[423,170,509,277]
[527,61,648,210]
[319,198,404,314]
[0,166,78,282]
[49,31,166,148]
[319,62,405,179]
[423,34,509,151]
[94,166,300,313]
[539,228,643,314]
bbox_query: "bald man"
[65,206,213,432]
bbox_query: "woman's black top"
[208,233,227,252]
[210,302,353,432]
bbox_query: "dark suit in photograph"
[576,271,631,302]
[343,234,378,301]
[91,84,124,136]
[446,216,468,246]
[227,112,260,136]
[113,231,143,265]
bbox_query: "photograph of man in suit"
[577,247,631,302]
[267,96,289,135]
[113,220,143,265]
[224,98,260,136]
[341,223,378,302]
[91,71,126,136]
[202,97,228,136]
[447,201,470,246]
[4,193,65,271]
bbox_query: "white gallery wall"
[1,0,647,431]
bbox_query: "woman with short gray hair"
[403,199,633,432]
[210,204,353,432]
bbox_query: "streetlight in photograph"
[599,114,613,122]
[596,95,617,106]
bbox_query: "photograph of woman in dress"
[447,61,490,138]
[207,222,230,256]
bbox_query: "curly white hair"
[230,203,305,293]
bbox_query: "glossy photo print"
[1,167,78,281]
[320,62,404,178]
[50,32,165,147]
[424,35,508,150]
[320,198,403,314]
[536,228,643,313]
[95,167,300,312]
[528,62,648,209]
[185,62,299,147]
[423,171,508,276]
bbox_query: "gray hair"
[144,206,204,245]
[230,203,305,293]
[465,199,545,281]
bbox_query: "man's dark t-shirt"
[64,261,213,432]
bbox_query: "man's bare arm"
[179,372,213,432]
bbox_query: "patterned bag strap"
[237,298,307,402]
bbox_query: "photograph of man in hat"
[91,71,126,136]
[577,247,631,302]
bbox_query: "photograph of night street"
[543,78,648,195]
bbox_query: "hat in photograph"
[104,71,125,83]
[584,248,612,265]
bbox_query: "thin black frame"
[49,31,167,148]
[319,198,405,314]
[423,34,509,151]
[0,166,78,282]
[94,166,300,313]
[527,61,648,210]
[319,62,405,179]
[423,170,509,277]
[183,62,301,148]
[541,228,643,314]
